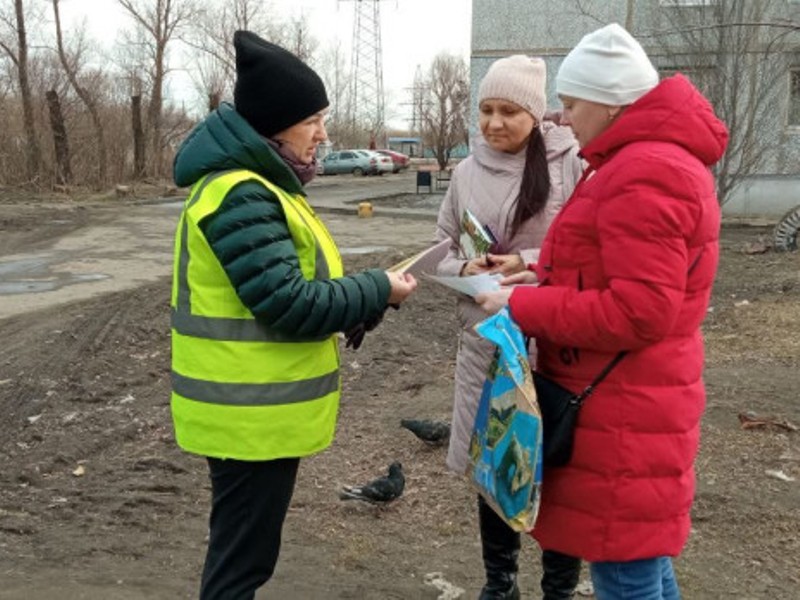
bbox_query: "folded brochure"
[388,238,451,277]
[460,208,497,259]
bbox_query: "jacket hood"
[173,102,301,193]
[581,74,729,170]
[472,121,577,174]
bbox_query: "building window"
[790,70,800,127]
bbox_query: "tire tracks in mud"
[0,281,194,568]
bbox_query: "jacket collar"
[579,74,728,171]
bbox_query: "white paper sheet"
[423,273,503,297]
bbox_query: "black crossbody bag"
[534,251,703,467]
[534,352,626,467]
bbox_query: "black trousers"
[199,457,300,600]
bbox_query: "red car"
[375,149,410,173]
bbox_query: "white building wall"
[470,0,800,217]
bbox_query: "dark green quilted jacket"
[173,102,391,337]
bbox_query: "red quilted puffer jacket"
[508,74,728,562]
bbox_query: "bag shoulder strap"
[574,351,626,404]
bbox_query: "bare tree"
[114,25,149,179]
[188,1,254,108]
[0,0,42,182]
[573,0,799,204]
[282,14,318,62]
[117,0,198,177]
[643,0,800,203]
[131,94,146,178]
[0,75,11,178]
[195,51,227,112]
[186,0,283,112]
[314,40,351,147]
[51,0,107,185]
[45,88,71,185]
[408,65,427,156]
[419,52,469,170]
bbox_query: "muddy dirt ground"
[0,195,798,599]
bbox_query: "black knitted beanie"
[233,30,329,138]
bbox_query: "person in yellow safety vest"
[170,30,417,600]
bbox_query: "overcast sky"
[58,0,472,128]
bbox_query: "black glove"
[344,304,399,350]
[344,322,368,350]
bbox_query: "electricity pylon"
[341,0,386,147]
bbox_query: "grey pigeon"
[400,418,451,446]
[339,462,405,504]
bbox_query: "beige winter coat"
[435,122,582,474]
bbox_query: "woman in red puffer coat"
[477,23,729,599]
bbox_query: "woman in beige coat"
[435,55,583,600]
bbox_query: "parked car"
[319,150,378,176]
[355,149,394,174]
[375,149,410,173]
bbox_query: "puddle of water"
[1,281,58,294]
[339,246,390,255]
[0,273,110,295]
[0,255,111,295]
[0,257,51,277]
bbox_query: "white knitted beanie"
[556,23,658,106]
[478,55,547,122]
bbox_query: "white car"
[355,149,394,175]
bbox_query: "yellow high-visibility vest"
[170,169,344,460]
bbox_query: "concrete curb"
[132,173,444,221]
[310,203,438,221]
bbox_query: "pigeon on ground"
[400,418,451,446]
[339,462,405,505]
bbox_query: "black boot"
[477,495,521,600]
[541,549,581,600]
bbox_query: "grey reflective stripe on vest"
[282,198,330,280]
[177,172,231,315]
[315,242,329,279]
[171,369,339,406]
[171,308,329,343]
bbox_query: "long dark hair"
[510,128,550,237]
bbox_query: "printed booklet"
[460,208,497,259]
